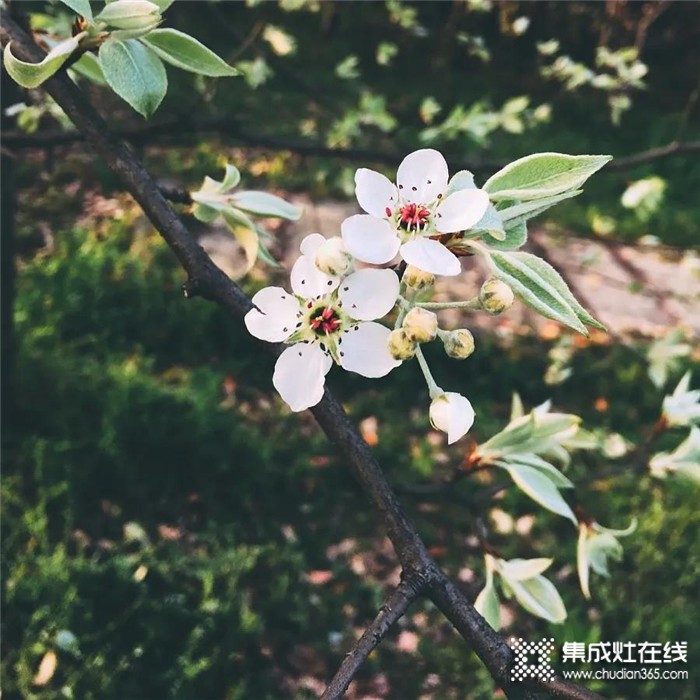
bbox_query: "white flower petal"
[355,168,399,218]
[273,343,329,412]
[396,148,449,204]
[400,238,461,276]
[291,254,339,299]
[340,269,400,321]
[340,322,401,378]
[435,188,490,233]
[300,233,327,256]
[430,392,476,444]
[341,214,400,265]
[245,286,300,342]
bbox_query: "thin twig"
[321,572,427,700]
[4,117,699,175]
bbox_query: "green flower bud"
[96,0,161,31]
[402,307,438,343]
[314,236,352,277]
[402,264,435,290]
[480,278,514,315]
[442,328,475,359]
[387,328,417,361]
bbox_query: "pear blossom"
[429,392,476,444]
[245,234,401,412]
[342,148,490,276]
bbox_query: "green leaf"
[577,526,591,599]
[484,153,611,201]
[498,558,553,581]
[99,39,167,118]
[221,206,257,233]
[71,52,107,85]
[256,240,282,268]
[3,33,84,89]
[506,463,577,523]
[474,579,501,630]
[490,251,605,334]
[142,29,239,76]
[219,164,241,191]
[486,218,527,251]
[444,169,476,197]
[507,574,567,623]
[497,190,582,223]
[501,454,573,488]
[471,204,505,241]
[59,0,93,20]
[230,191,301,220]
[95,1,161,30]
[510,393,525,421]
[221,209,259,273]
[587,532,623,576]
[191,202,220,223]
[151,0,174,10]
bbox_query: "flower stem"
[416,297,481,311]
[415,346,443,399]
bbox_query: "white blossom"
[244,235,401,411]
[343,149,489,277]
[429,392,476,444]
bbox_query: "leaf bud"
[387,328,417,361]
[442,328,475,359]
[480,278,514,315]
[402,307,437,343]
[96,1,162,31]
[402,264,435,290]
[314,236,353,277]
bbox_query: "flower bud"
[480,278,514,315]
[442,328,475,359]
[429,392,475,444]
[314,236,352,277]
[96,0,161,31]
[387,328,417,361]
[402,307,437,343]
[402,264,435,290]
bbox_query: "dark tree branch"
[321,572,427,700]
[1,16,604,700]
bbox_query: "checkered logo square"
[510,637,556,682]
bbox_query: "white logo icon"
[511,637,556,682]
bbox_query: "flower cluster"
[244,147,606,444]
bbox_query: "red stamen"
[398,202,430,231]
